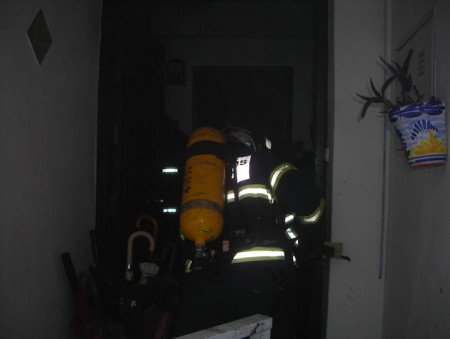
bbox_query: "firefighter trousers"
[173,259,297,338]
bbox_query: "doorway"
[95,0,330,337]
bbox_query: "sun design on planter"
[410,119,437,140]
[411,130,447,156]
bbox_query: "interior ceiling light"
[163,207,178,214]
[162,167,179,174]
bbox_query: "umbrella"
[135,214,160,285]
[142,241,181,339]
[119,230,160,339]
[61,252,93,336]
[136,214,159,242]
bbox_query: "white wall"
[327,0,387,338]
[330,0,450,338]
[383,0,450,338]
[0,1,102,338]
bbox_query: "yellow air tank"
[180,127,226,252]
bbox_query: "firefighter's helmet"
[223,127,270,154]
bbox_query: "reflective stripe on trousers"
[231,246,285,264]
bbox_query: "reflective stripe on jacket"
[224,152,324,260]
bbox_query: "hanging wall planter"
[356,49,447,169]
[389,101,447,168]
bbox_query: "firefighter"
[174,127,325,338]
[221,127,325,266]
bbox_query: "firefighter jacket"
[219,150,325,265]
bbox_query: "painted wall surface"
[383,0,450,338]
[327,0,387,338]
[0,1,102,338]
